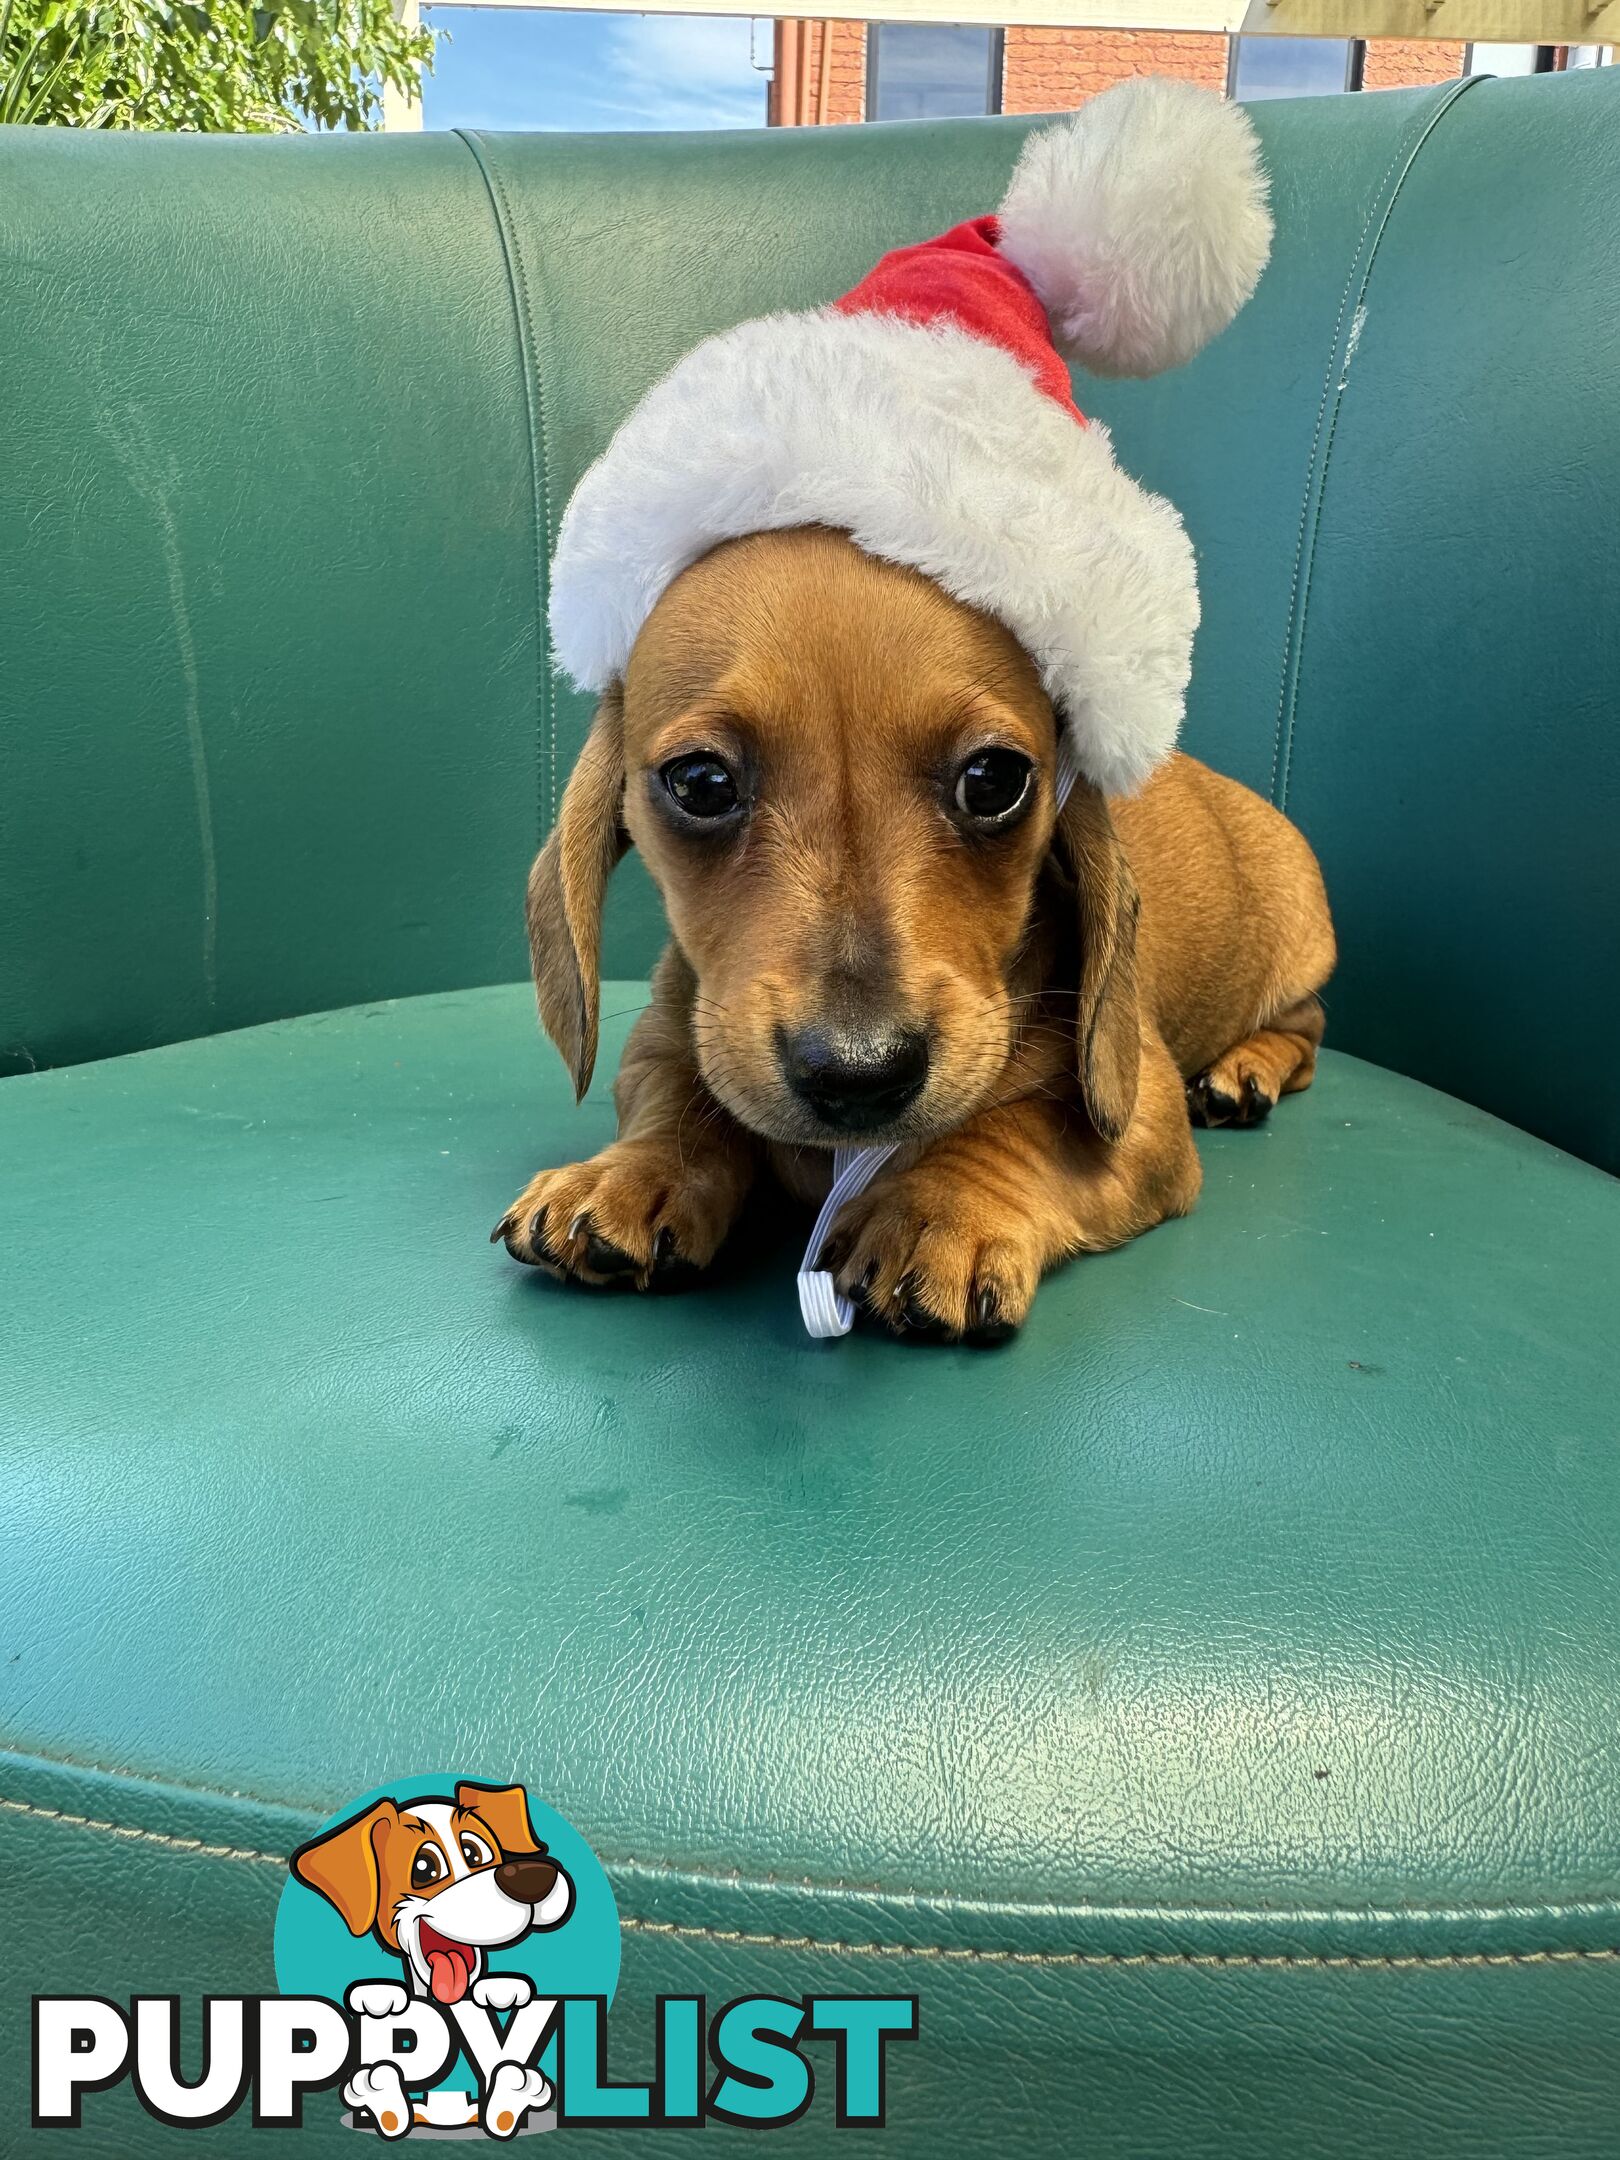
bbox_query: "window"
[867,24,1003,122]
[1462,44,1557,74]
[1228,37,1362,101]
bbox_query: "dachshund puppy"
[495,526,1334,1343]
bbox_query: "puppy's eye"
[661,754,740,821]
[954,748,1033,824]
[460,1833,492,1869]
[411,1846,444,1888]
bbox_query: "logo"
[276,1773,620,2136]
[32,1773,917,2137]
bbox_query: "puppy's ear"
[527,688,629,1100]
[1049,774,1142,1143]
[289,1800,397,1937]
[456,1780,539,1857]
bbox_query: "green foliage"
[0,0,435,131]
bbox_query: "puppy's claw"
[497,1138,747,1289]
[1187,1073,1239,1128]
[895,1275,951,1341]
[967,1283,1018,1349]
[647,1223,701,1293]
[581,1227,638,1280]
[1188,1064,1276,1129]
[495,1206,551,1266]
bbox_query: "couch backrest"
[2,73,1615,1171]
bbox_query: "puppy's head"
[290,1782,574,2004]
[529,526,1140,1147]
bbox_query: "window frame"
[865,22,1005,124]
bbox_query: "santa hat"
[549,77,1272,797]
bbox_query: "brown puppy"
[496,526,1334,1343]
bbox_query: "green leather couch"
[3,68,1618,2155]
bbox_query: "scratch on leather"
[93,403,219,1010]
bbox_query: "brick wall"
[1360,38,1466,86]
[769,19,866,125]
[774,25,1488,126]
[805,18,867,123]
[1002,27,1227,112]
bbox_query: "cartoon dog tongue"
[420,1925,474,2004]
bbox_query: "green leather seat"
[3,69,1618,2156]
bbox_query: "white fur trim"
[997,78,1272,380]
[549,309,1197,796]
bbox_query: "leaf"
[0,0,436,129]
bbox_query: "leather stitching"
[1267,77,1482,813]
[456,130,558,834]
[6,1751,1620,1922]
[619,1919,1620,1971]
[0,1794,286,1867]
[613,1862,1620,1925]
[7,1795,1620,1970]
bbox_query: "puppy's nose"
[778,1024,930,1133]
[496,1855,558,1905]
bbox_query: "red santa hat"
[548,77,1272,797]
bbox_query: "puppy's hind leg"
[1187,992,1326,1129]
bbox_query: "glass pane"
[1230,36,1351,100]
[1464,43,1545,75]
[870,24,998,122]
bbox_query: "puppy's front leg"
[496,955,759,1287]
[818,1031,1201,1343]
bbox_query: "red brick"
[1360,38,1466,86]
[1003,27,1227,111]
[782,26,1474,130]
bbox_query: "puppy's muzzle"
[496,1855,560,1905]
[777,1023,930,1135]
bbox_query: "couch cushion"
[10,75,1620,1181]
[3,985,1618,2153]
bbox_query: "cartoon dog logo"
[290,1781,574,2136]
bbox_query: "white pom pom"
[997,77,1273,380]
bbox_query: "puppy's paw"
[346,1980,409,2020]
[818,1169,1041,1346]
[471,1973,534,2013]
[1186,1062,1275,1129]
[344,2063,412,2139]
[483,2062,552,2137]
[493,1140,739,1289]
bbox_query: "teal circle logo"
[274,1774,618,2137]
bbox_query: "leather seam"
[0,1793,287,1867]
[12,1750,1620,1922]
[8,1751,1620,1921]
[618,1919,1620,1971]
[455,129,558,837]
[3,1801,1614,1970]
[1267,76,1483,813]
[8,1793,1620,1951]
